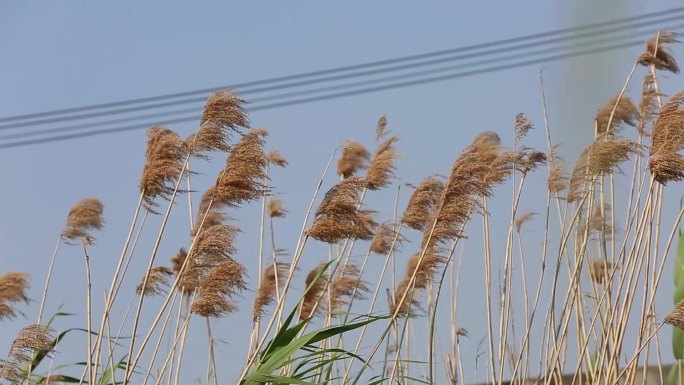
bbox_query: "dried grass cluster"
[366,136,399,190]
[268,199,287,218]
[329,264,368,313]
[61,198,104,241]
[191,259,247,318]
[370,222,403,255]
[402,176,445,231]
[594,95,639,134]
[0,272,30,321]
[300,264,328,320]
[252,262,289,321]
[589,260,614,285]
[180,223,239,295]
[189,91,250,158]
[638,73,660,135]
[548,148,568,194]
[649,92,684,184]
[376,115,388,140]
[391,249,445,317]
[637,31,679,74]
[268,150,288,167]
[139,127,185,211]
[337,140,370,178]
[136,266,174,297]
[307,177,376,243]
[0,324,54,382]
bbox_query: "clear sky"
[1,1,683,384]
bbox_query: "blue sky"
[1,1,683,384]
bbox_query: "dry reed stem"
[637,31,680,73]
[366,135,399,190]
[567,135,641,202]
[307,177,376,243]
[191,259,247,318]
[595,94,639,134]
[252,262,289,321]
[0,272,30,321]
[214,128,270,206]
[329,264,369,313]
[136,266,174,296]
[649,92,684,184]
[337,140,370,178]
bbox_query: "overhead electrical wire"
[0,6,682,129]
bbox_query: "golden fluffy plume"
[139,127,185,211]
[200,90,249,134]
[306,177,376,243]
[515,113,534,142]
[0,272,30,321]
[366,136,399,190]
[337,140,370,178]
[665,299,684,330]
[214,128,270,206]
[136,266,174,297]
[61,198,104,242]
[391,248,445,317]
[300,264,328,320]
[181,224,239,295]
[0,324,55,382]
[649,92,684,184]
[370,222,402,255]
[191,259,247,318]
[548,148,568,194]
[268,198,287,218]
[638,73,660,136]
[268,150,288,167]
[170,248,187,276]
[637,31,679,74]
[252,262,289,321]
[514,212,537,233]
[595,94,639,134]
[376,115,388,141]
[402,176,445,231]
[568,135,641,202]
[329,264,369,313]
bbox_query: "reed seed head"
[191,259,247,318]
[514,212,537,233]
[252,262,289,321]
[200,90,249,133]
[366,135,400,190]
[376,115,389,141]
[136,266,174,297]
[329,264,369,313]
[666,299,684,330]
[62,198,104,242]
[402,176,445,231]
[140,127,185,212]
[649,92,684,184]
[0,272,30,321]
[595,94,639,134]
[514,113,533,142]
[370,222,403,255]
[267,198,287,218]
[589,260,614,285]
[337,140,370,178]
[637,31,679,74]
[300,263,328,320]
[268,150,288,167]
[548,147,568,194]
[1,324,54,382]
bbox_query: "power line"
[0,23,677,143]
[0,6,682,128]
[1,32,676,150]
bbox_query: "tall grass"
[2,31,684,385]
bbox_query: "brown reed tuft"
[192,187,227,235]
[665,299,684,330]
[370,222,403,255]
[252,262,289,321]
[517,149,548,175]
[0,272,30,321]
[170,248,187,276]
[589,260,614,285]
[337,140,370,178]
[61,198,104,242]
[366,135,400,190]
[181,223,239,295]
[139,127,186,212]
[568,135,642,202]
[402,176,445,231]
[391,248,446,317]
[637,31,679,74]
[200,90,249,133]
[307,177,376,243]
[185,122,230,160]
[649,92,684,184]
[515,113,534,142]
[329,264,369,313]
[214,128,270,206]
[548,147,568,194]
[268,150,288,167]
[136,266,174,297]
[268,198,287,218]
[191,259,247,318]
[300,263,329,320]
[1,324,55,382]
[514,212,537,233]
[595,94,639,134]
[638,73,660,136]
[376,115,388,141]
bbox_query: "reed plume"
[548,147,568,194]
[139,127,185,211]
[181,224,239,295]
[637,31,680,74]
[370,222,403,255]
[252,262,289,321]
[376,115,388,141]
[300,264,328,320]
[337,140,370,178]
[568,135,641,202]
[665,299,684,330]
[214,128,270,206]
[329,264,369,313]
[589,260,614,285]
[0,324,54,382]
[649,92,684,184]
[594,94,639,134]
[638,73,660,135]
[307,177,376,243]
[0,272,30,321]
[136,266,174,297]
[402,176,445,231]
[61,198,104,242]
[366,135,400,190]
[191,259,247,318]
[267,198,287,218]
[171,248,188,276]
[200,90,249,135]
[391,249,444,317]
[514,113,533,141]
[514,212,537,233]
